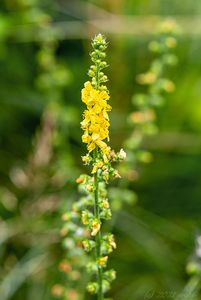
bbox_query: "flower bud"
[87,282,98,294]
[119,148,126,160]
[82,239,96,252]
[100,61,107,68]
[104,269,116,282]
[88,69,95,77]
[90,65,96,71]
[100,75,108,82]
[75,176,83,184]
[99,52,106,59]
[81,210,91,225]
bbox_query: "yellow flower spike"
[79,34,125,298]
[81,80,111,160]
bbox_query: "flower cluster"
[81,81,111,160]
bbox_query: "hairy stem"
[93,39,103,299]
[94,160,103,300]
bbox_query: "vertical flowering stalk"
[122,19,179,181]
[78,34,125,299]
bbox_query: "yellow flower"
[109,234,116,249]
[81,211,89,225]
[91,218,101,236]
[98,256,108,266]
[102,199,110,209]
[82,154,90,164]
[81,81,111,160]
[92,160,104,174]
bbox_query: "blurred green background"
[0,0,201,299]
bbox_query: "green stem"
[94,153,103,300]
[93,48,103,299]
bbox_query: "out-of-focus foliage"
[0,0,201,300]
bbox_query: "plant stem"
[94,154,103,300]
[94,46,103,299]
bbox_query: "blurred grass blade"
[175,276,200,300]
[0,249,47,300]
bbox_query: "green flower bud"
[95,49,100,55]
[100,208,112,220]
[100,61,107,69]
[186,261,200,275]
[96,59,101,65]
[100,85,108,91]
[90,65,96,71]
[100,75,108,82]
[82,239,96,252]
[102,279,110,293]
[91,51,96,58]
[149,41,161,53]
[99,52,106,59]
[93,33,106,46]
[81,210,93,225]
[86,262,98,274]
[99,44,106,51]
[92,78,97,86]
[103,269,116,282]
[88,69,95,77]
[87,282,98,294]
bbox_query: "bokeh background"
[1,0,201,299]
